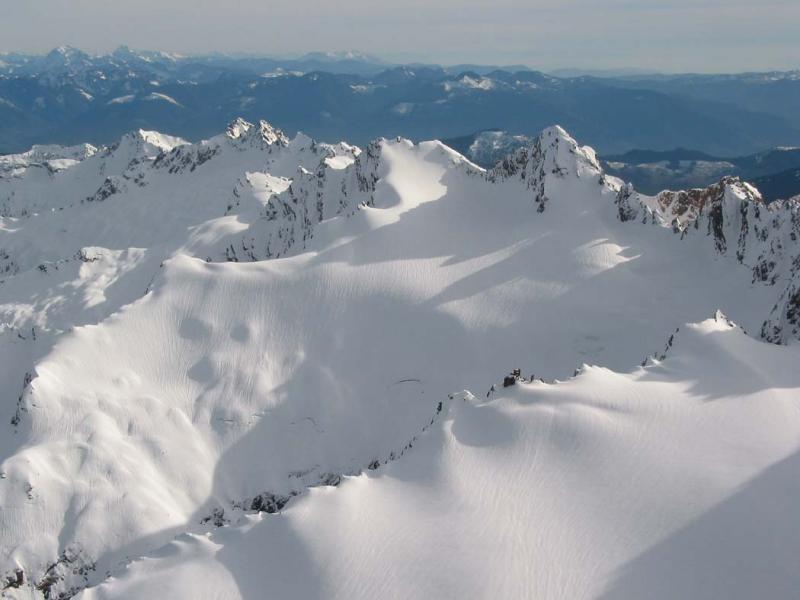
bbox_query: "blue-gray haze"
[1,0,798,72]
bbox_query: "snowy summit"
[0,118,799,599]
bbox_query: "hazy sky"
[1,0,798,72]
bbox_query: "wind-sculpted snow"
[1,120,800,598]
[79,314,800,600]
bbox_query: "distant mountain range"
[750,167,800,202]
[601,146,800,200]
[1,47,800,159]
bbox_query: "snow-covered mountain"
[1,120,800,599]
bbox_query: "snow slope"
[1,120,799,598]
[82,314,800,600]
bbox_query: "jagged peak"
[485,125,606,212]
[615,173,800,284]
[225,117,289,148]
[256,120,289,146]
[46,46,88,60]
[225,117,254,139]
[489,125,603,183]
[718,175,763,202]
[539,124,572,143]
[538,125,602,174]
[712,309,736,326]
[638,176,764,230]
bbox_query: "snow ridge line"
[203,395,448,524]
[639,310,740,369]
[64,396,450,600]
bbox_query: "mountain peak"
[38,46,91,74]
[48,45,85,57]
[540,124,572,141]
[101,129,187,167]
[488,124,605,212]
[648,175,763,229]
[538,125,601,172]
[225,117,289,148]
[256,119,289,146]
[225,117,253,139]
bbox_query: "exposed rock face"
[85,176,125,203]
[225,118,290,150]
[761,208,800,343]
[763,284,800,343]
[613,174,800,344]
[615,182,640,222]
[219,139,380,262]
[488,125,603,212]
[151,118,289,175]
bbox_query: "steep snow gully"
[1,119,800,599]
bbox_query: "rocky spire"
[225,118,289,149]
[487,125,604,212]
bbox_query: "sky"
[1,0,799,73]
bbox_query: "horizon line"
[1,45,798,77]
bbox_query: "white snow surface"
[0,120,799,599]
[83,316,800,600]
